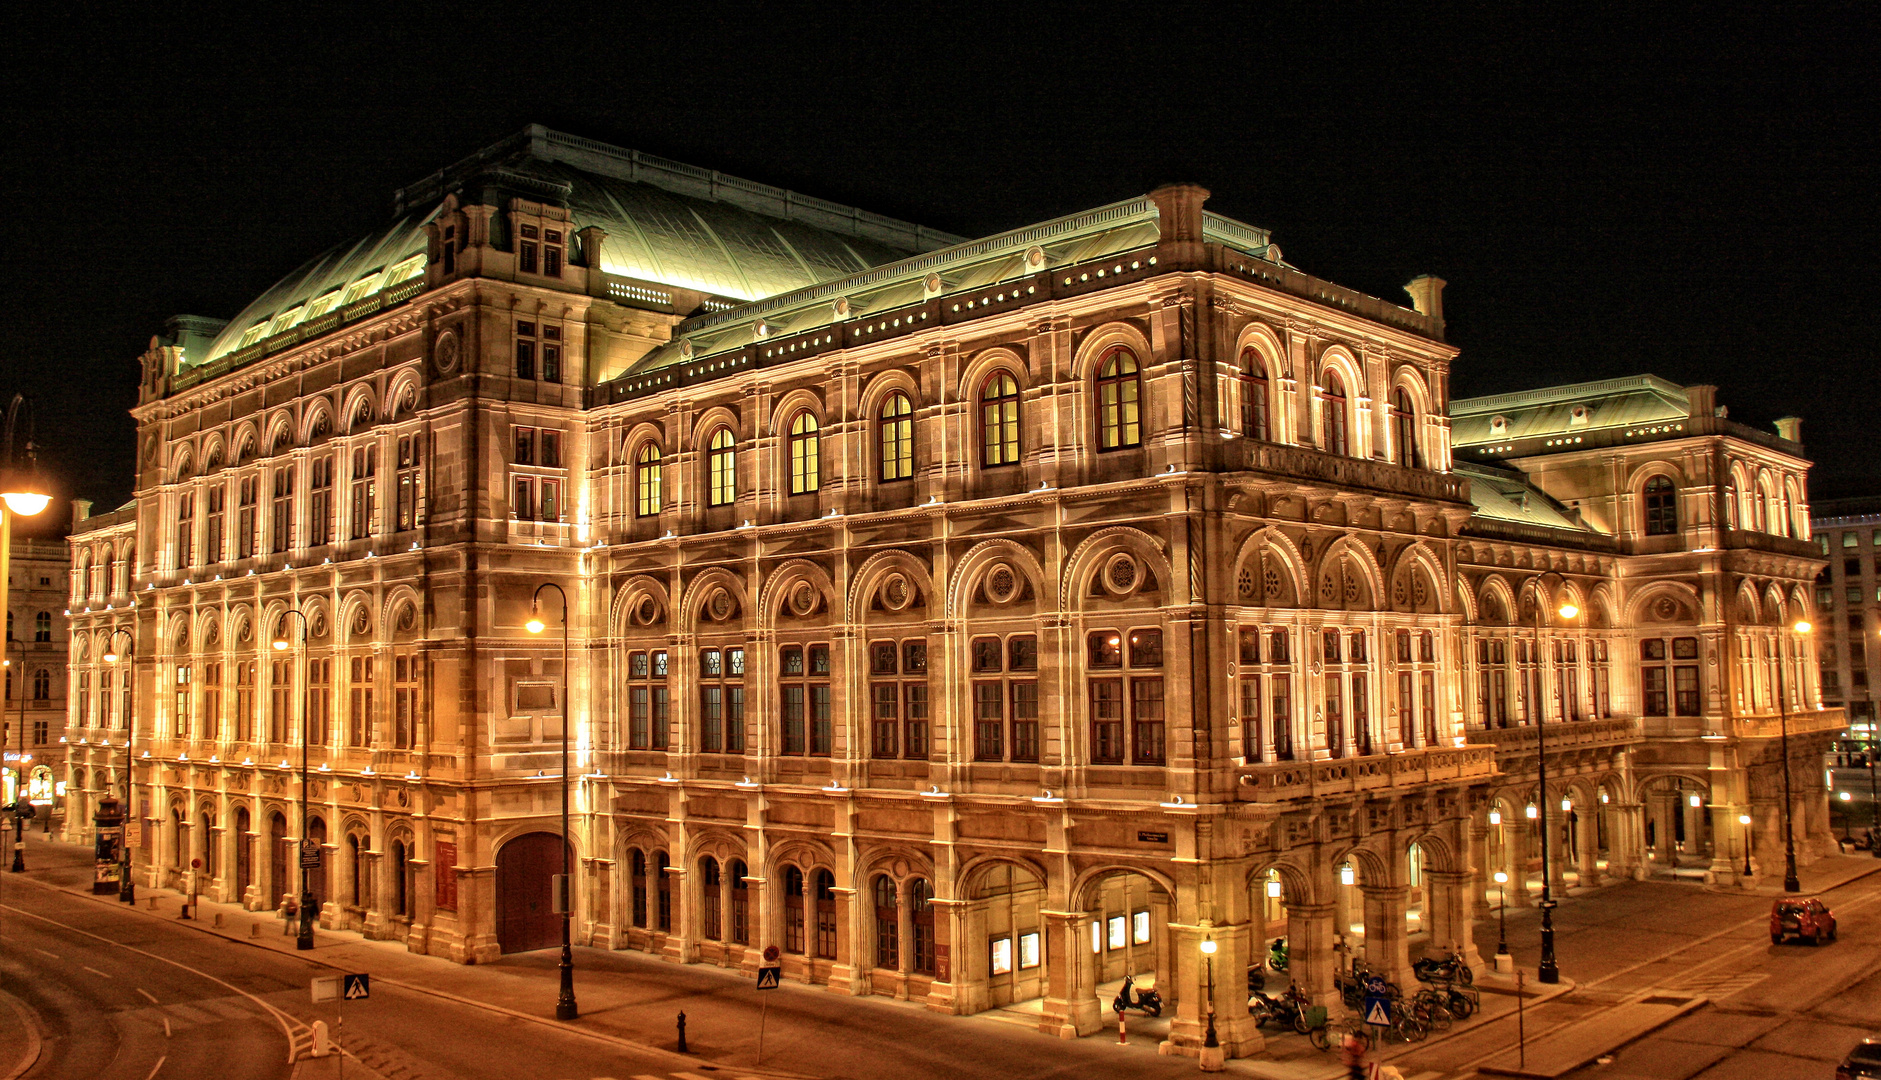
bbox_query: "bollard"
[213,912,224,928]
[249,923,260,938]
[1118,1013,1127,1044]
[311,1019,330,1058]
[677,1010,688,1053]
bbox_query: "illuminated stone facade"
[61,127,1840,1059]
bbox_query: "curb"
[31,872,816,1080]
[0,989,44,1080]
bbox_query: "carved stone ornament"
[984,564,1020,605]
[789,581,818,617]
[707,589,735,622]
[1102,553,1140,597]
[635,595,660,625]
[880,573,912,611]
[433,330,460,375]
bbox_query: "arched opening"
[1079,869,1175,1035]
[348,833,364,908]
[879,392,914,481]
[960,861,1049,1014]
[635,443,663,517]
[1094,347,1142,450]
[1321,371,1349,457]
[730,859,750,945]
[1239,347,1271,440]
[495,831,570,954]
[707,427,736,506]
[701,856,722,941]
[1641,776,1713,878]
[980,373,1020,467]
[199,809,216,879]
[1392,387,1420,468]
[788,411,821,494]
[234,806,252,904]
[872,873,899,971]
[269,812,290,909]
[306,816,328,912]
[391,839,410,918]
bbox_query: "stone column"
[1039,910,1103,1037]
[1575,810,1603,887]
[1288,902,1339,1009]
[1545,816,1570,894]
[1424,870,1481,974]
[1506,825,1533,908]
[1468,821,1494,920]
[1358,884,1416,990]
[1607,802,1647,880]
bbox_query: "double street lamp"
[272,608,317,950]
[1776,620,1812,894]
[526,583,578,1021]
[104,627,136,902]
[1,391,52,871]
[1526,578,1578,984]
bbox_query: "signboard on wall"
[435,840,458,911]
[934,943,950,982]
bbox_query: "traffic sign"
[1363,973,1389,996]
[343,973,370,1000]
[191,857,202,869]
[300,841,323,869]
[762,944,781,963]
[311,976,341,1003]
[1363,994,1391,1026]
[755,965,781,990]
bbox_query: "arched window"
[175,491,195,567]
[910,878,935,975]
[873,874,899,969]
[1322,372,1349,457]
[1095,347,1142,450]
[784,865,806,953]
[34,611,51,642]
[701,856,722,941]
[635,444,663,517]
[879,393,914,481]
[812,868,837,959]
[980,373,1020,467]
[707,427,735,507]
[1240,348,1270,440]
[1643,476,1678,536]
[392,839,410,917]
[730,859,750,944]
[1392,387,1421,468]
[788,412,821,494]
[631,849,648,927]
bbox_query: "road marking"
[33,947,59,960]
[673,1073,717,1080]
[136,987,160,1004]
[145,1054,166,1080]
[162,1016,171,1038]
[82,965,113,979]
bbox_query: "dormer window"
[516,223,565,278]
[237,320,270,349]
[386,254,425,285]
[267,307,303,336]
[340,270,383,306]
[304,289,343,321]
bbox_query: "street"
[8,826,1881,1080]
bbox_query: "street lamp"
[1528,579,1577,984]
[1199,934,1220,1063]
[272,608,317,949]
[1,392,51,874]
[1493,870,1509,956]
[527,582,578,1022]
[1738,812,1753,877]
[105,628,136,902]
[1777,620,1811,893]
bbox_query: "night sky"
[3,7,1875,535]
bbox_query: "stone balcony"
[1234,743,1497,802]
[1231,440,1471,504]
[1730,708,1847,741]
[1476,716,1640,756]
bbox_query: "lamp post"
[1777,620,1811,893]
[272,608,317,949]
[7,638,27,873]
[1738,812,1753,878]
[1493,870,1509,956]
[105,628,136,902]
[1198,933,1221,1069]
[1527,578,1577,984]
[1867,743,1880,857]
[1,392,52,874]
[527,582,578,1021]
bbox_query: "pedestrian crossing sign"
[1363,996,1391,1026]
[343,973,370,1000]
[756,965,781,990]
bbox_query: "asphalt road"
[0,834,763,1080]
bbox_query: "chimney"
[1148,183,1210,246]
[1403,276,1446,340]
[71,499,93,531]
[1774,416,1803,442]
[1684,385,1718,420]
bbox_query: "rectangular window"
[974,681,1003,760]
[237,476,258,557]
[541,325,561,382]
[1643,667,1669,716]
[810,685,832,755]
[1240,673,1263,761]
[518,227,539,275]
[308,658,331,746]
[349,445,377,540]
[204,485,225,564]
[871,683,898,758]
[271,467,294,552]
[393,651,418,749]
[348,655,374,746]
[270,659,291,744]
[173,664,191,739]
[990,936,1013,976]
[782,686,806,754]
[309,455,334,546]
[1132,679,1165,763]
[395,435,421,531]
[625,651,668,750]
[1132,909,1151,945]
[1090,680,1124,764]
[1010,681,1039,762]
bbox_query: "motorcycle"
[1112,974,1164,1017]
[1269,936,1290,972]
[1412,949,1474,986]
[1249,984,1312,1033]
[1247,962,1267,993]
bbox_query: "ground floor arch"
[496,831,569,954]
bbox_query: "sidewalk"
[0,988,43,1080]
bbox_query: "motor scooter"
[1112,974,1164,1017]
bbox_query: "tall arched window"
[175,490,195,568]
[1322,372,1349,457]
[1240,348,1270,441]
[788,412,821,494]
[1643,476,1678,535]
[1095,347,1142,450]
[879,393,913,481]
[635,444,663,517]
[980,373,1020,467]
[1392,387,1420,468]
[873,874,899,969]
[707,427,735,507]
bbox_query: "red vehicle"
[1770,897,1837,945]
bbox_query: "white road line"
[136,987,159,1004]
[144,1054,166,1080]
[673,1073,717,1080]
[82,965,113,979]
[33,947,59,959]
[162,1016,171,1039]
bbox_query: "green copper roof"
[1451,375,1690,447]
[1456,461,1591,532]
[193,127,961,369]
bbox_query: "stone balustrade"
[1731,708,1847,741]
[1235,743,1497,802]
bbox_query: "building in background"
[6,535,70,817]
[1807,496,1881,741]
[60,127,1842,1060]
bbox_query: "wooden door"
[497,832,566,953]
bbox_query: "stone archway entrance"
[497,832,568,954]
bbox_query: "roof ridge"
[1452,374,1688,414]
